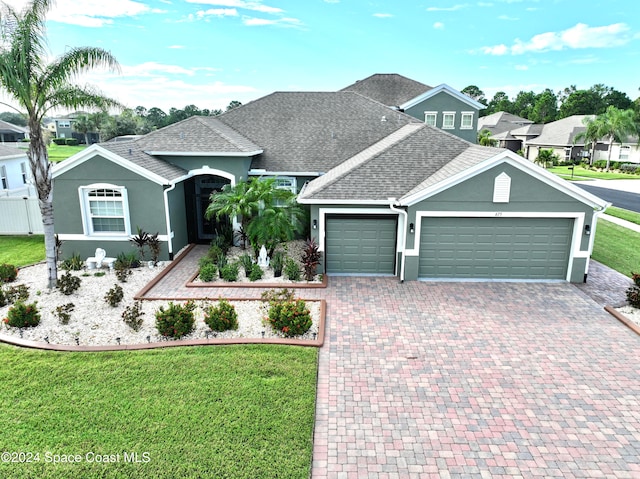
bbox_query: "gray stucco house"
[52,76,608,283]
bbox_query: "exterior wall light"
[409,223,415,234]
[313,219,318,229]
[584,224,591,236]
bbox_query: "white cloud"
[168,45,185,49]
[121,62,197,77]
[426,4,468,12]
[185,0,283,14]
[4,0,164,27]
[373,13,393,18]
[498,14,518,21]
[482,22,632,55]
[433,22,444,29]
[514,64,528,70]
[242,16,302,27]
[197,8,239,18]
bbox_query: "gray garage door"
[419,217,573,280]
[325,215,397,274]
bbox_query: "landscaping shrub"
[4,301,41,328]
[122,301,145,331]
[65,138,79,146]
[627,273,640,308]
[53,303,74,325]
[155,301,196,338]
[284,257,301,281]
[115,251,140,269]
[266,298,312,337]
[0,263,18,283]
[216,251,228,271]
[271,251,284,277]
[211,234,231,254]
[207,245,223,263]
[301,238,321,281]
[52,137,66,145]
[104,284,124,307]
[60,253,83,271]
[198,255,215,269]
[620,163,640,174]
[57,271,81,295]
[4,284,29,304]
[115,264,132,283]
[0,288,5,307]
[199,263,218,282]
[248,263,263,281]
[239,253,253,275]
[220,262,239,282]
[593,160,608,169]
[204,299,239,332]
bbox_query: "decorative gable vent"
[493,172,511,203]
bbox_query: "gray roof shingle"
[100,142,187,182]
[0,144,27,158]
[526,115,592,147]
[217,91,421,172]
[340,74,432,107]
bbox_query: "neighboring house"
[46,117,99,144]
[0,120,28,144]
[341,74,485,143]
[477,112,533,151]
[522,115,597,163]
[52,80,608,283]
[0,145,34,197]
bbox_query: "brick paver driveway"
[313,278,640,478]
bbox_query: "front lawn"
[592,219,640,277]
[604,206,640,226]
[47,144,86,163]
[548,165,640,180]
[0,344,317,479]
[0,235,45,267]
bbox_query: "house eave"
[249,170,323,177]
[400,84,485,111]
[296,197,392,205]
[144,150,263,157]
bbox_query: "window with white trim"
[20,162,28,184]
[442,112,455,129]
[619,145,630,161]
[272,176,297,194]
[460,112,474,130]
[58,121,71,129]
[79,185,130,235]
[0,166,7,189]
[425,112,437,127]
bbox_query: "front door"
[185,175,230,243]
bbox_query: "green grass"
[0,345,317,479]
[47,144,86,163]
[592,219,640,277]
[547,165,640,180]
[0,235,45,267]
[604,206,640,226]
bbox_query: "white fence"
[0,196,43,235]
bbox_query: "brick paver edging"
[185,270,328,289]
[0,299,325,352]
[605,305,640,336]
[134,243,198,299]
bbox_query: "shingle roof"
[340,74,432,107]
[99,142,187,182]
[217,91,421,172]
[298,124,479,202]
[477,111,533,135]
[509,123,544,137]
[526,115,592,147]
[0,120,28,134]
[0,144,26,158]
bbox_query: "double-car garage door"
[418,217,573,280]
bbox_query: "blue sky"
[2,0,639,112]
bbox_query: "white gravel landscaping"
[0,261,321,347]
[615,305,640,328]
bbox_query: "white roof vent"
[493,172,511,203]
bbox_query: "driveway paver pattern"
[312,278,640,478]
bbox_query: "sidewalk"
[600,213,640,233]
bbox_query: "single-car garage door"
[325,215,397,274]
[418,217,573,280]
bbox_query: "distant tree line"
[462,84,639,123]
[0,100,243,143]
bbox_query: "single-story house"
[0,119,28,144]
[0,144,33,197]
[52,77,608,283]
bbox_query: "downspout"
[585,203,611,281]
[389,198,407,283]
[163,182,177,260]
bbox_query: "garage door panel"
[419,217,572,280]
[326,216,397,274]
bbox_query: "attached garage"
[325,215,397,274]
[418,216,574,280]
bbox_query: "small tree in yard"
[0,0,121,287]
[534,149,560,169]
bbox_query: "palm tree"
[0,0,121,287]
[574,115,600,165]
[534,149,559,169]
[72,114,92,145]
[596,106,637,170]
[478,129,498,147]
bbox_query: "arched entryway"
[184,174,231,243]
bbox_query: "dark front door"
[185,175,230,243]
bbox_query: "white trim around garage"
[406,210,587,282]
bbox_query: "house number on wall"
[495,212,503,217]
